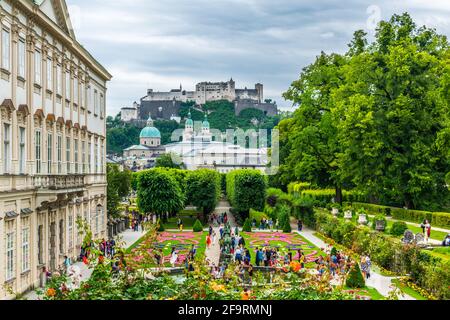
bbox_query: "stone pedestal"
[358,214,367,225]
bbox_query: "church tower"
[183,110,194,141]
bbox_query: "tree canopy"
[281,13,450,210]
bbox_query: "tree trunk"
[335,185,343,205]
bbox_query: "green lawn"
[384,220,447,241]
[391,279,427,300]
[163,216,199,230]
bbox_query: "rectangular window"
[38,225,44,265]
[74,139,78,174]
[100,143,104,174]
[66,137,71,173]
[47,133,52,174]
[94,140,98,174]
[100,94,104,118]
[57,65,62,95]
[18,39,26,78]
[94,90,98,115]
[6,232,14,280]
[65,71,70,100]
[82,141,86,174]
[3,123,11,173]
[34,50,41,85]
[19,127,26,174]
[81,83,85,107]
[88,142,91,173]
[59,219,64,254]
[22,227,30,272]
[57,135,62,173]
[35,130,41,174]
[2,29,10,71]
[74,78,78,104]
[68,214,73,249]
[47,58,53,90]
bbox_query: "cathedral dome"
[140,127,161,139]
[140,115,161,138]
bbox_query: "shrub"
[330,247,338,256]
[390,221,408,236]
[193,219,203,232]
[242,218,252,232]
[157,219,165,232]
[249,209,268,224]
[226,169,267,219]
[346,263,365,288]
[277,205,292,233]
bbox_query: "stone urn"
[344,210,353,220]
[358,214,368,225]
[375,220,386,232]
[331,208,339,216]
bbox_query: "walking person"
[207,234,212,248]
[424,220,431,243]
[63,256,71,274]
[298,220,303,232]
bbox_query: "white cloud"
[67,0,450,116]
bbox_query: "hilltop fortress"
[121,79,278,122]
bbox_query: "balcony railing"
[33,175,86,190]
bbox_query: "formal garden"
[38,13,449,301]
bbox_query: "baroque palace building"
[0,0,111,299]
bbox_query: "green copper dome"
[186,110,193,127]
[140,127,161,138]
[140,115,161,138]
[202,115,209,128]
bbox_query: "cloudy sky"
[65,0,450,116]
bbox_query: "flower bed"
[126,231,207,267]
[241,232,325,267]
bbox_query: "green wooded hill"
[106,100,281,155]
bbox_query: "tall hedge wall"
[226,169,267,218]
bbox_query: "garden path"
[23,228,144,300]
[204,200,237,266]
[297,227,415,300]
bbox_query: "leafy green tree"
[281,13,450,209]
[107,164,122,218]
[186,169,221,222]
[155,153,183,169]
[283,52,348,203]
[332,13,450,209]
[226,169,267,219]
[131,172,139,191]
[137,168,185,221]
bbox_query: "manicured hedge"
[298,189,367,206]
[313,210,449,299]
[249,209,268,224]
[349,202,450,229]
[226,169,267,218]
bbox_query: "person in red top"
[206,235,212,248]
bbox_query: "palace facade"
[0,0,111,299]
